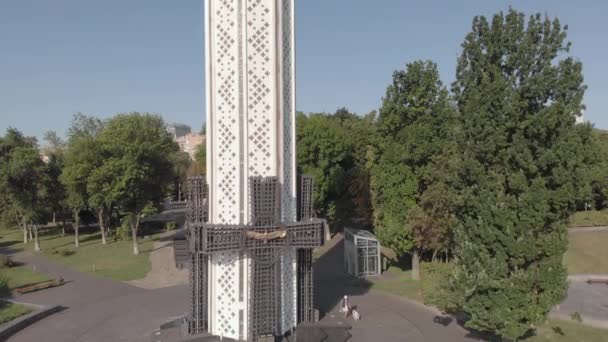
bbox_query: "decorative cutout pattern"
[213,0,240,225]
[281,0,296,223]
[246,0,275,178]
[214,251,240,338]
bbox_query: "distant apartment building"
[177,133,205,160]
[167,123,192,140]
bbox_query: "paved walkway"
[128,232,188,290]
[552,280,608,329]
[3,234,480,342]
[569,226,608,234]
[5,251,188,342]
[314,235,479,342]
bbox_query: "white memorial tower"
[202,0,300,340]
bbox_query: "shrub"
[165,222,177,231]
[0,273,9,297]
[60,249,75,257]
[115,220,131,241]
[52,249,75,257]
[0,255,13,269]
[420,261,455,310]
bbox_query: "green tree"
[171,151,191,201]
[61,113,104,247]
[96,113,176,255]
[297,112,350,221]
[0,129,48,251]
[448,10,587,340]
[42,131,67,232]
[585,128,608,209]
[371,60,454,277]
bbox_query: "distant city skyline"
[1,0,607,142]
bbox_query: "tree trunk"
[61,213,66,236]
[98,208,107,245]
[28,225,33,241]
[74,216,80,248]
[16,214,27,243]
[52,211,56,224]
[130,213,140,255]
[33,224,41,252]
[412,249,421,281]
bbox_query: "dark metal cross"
[187,175,324,341]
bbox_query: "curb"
[0,300,62,340]
[568,274,608,282]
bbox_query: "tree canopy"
[447,9,587,340]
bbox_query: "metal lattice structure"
[187,175,323,340]
[298,175,314,221]
[199,0,321,340]
[344,228,381,278]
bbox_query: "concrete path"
[4,251,188,342]
[3,233,481,342]
[569,226,608,234]
[128,232,188,290]
[314,235,479,342]
[552,281,608,330]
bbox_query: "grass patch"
[565,230,608,274]
[366,264,423,302]
[0,226,160,282]
[524,319,608,342]
[0,266,51,293]
[568,210,608,228]
[0,301,32,324]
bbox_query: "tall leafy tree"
[43,131,67,231]
[371,60,454,276]
[61,114,104,247]
[96,113,176,255]
[448,10,587,339]
[0,129,48,251]
[297,112,351,221]
[297,108,377,230]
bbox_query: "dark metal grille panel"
[250,176,280,226]
[185,175,325,340]
[297,249,314,323]
[298,175,314,221]
[189,253,209,334]
[187,176,209,225]
[249,249,281,340]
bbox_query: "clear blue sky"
[1,0,607,142]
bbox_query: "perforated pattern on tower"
[299,175,314,221]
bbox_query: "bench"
[14,278,65,295]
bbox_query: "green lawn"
[0,226,160,281]
[565,230,608,274]
[525,319,608,342]
[365,265,423,302]
[568,210,608,228]
[0,265,51,294]
[0,301,32,324]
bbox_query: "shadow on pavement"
[314,237,371,319]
